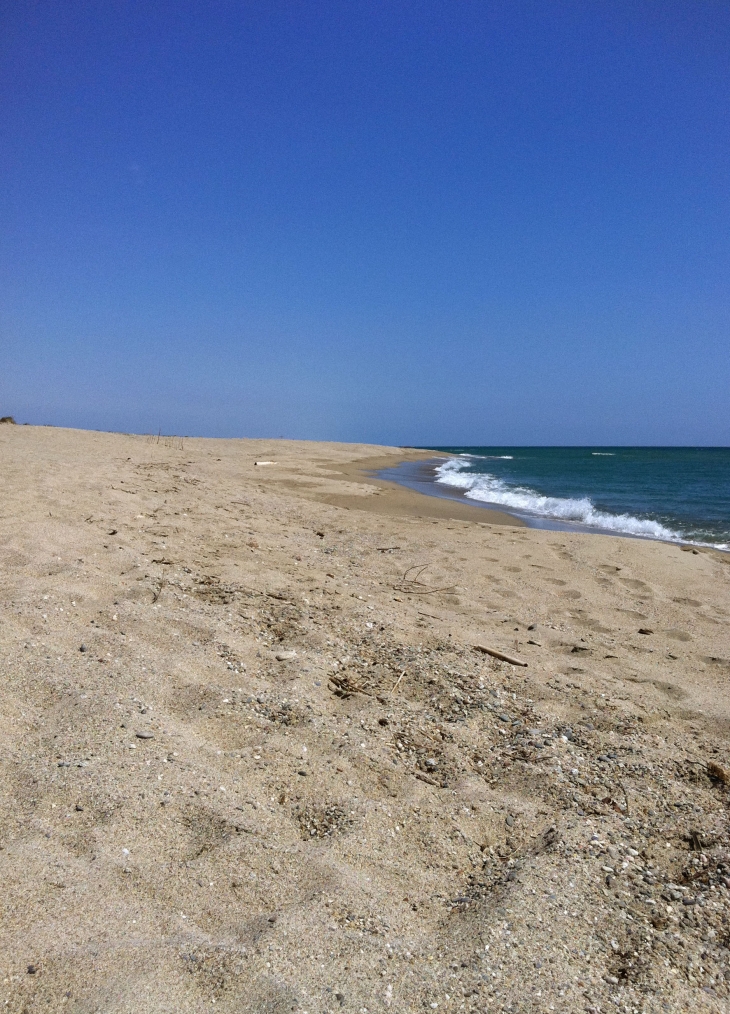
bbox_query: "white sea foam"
[434,458,682,541]
[592,452,615,456]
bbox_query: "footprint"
[546,578,567,586]
[598,565,621,573]
[179,803,238,860]
[666,629,692,642]
[672,597,701,607]
[560,589,582,599]
[619,578,653,593]
[653,680,688,702]
[576,616,612,633]
[703,656,730,669]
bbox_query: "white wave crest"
[434,458,682,541]
[458,453,514,460]
[592,452,615,456]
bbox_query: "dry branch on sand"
[392,563,456,595]
[473,644,528,666]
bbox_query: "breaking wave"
[435,458,683,542]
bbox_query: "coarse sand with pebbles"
[1,424,730,1014]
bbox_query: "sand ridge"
[1,426,729,1013]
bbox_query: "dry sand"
[1,425,729,1014]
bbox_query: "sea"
[380,447,730,551]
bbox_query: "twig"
[328,674,373,698]
[393,563,455,595]
[406,564,454,592]
[415,772,439,786]
[391,670,406,693]
[473,644,527,667]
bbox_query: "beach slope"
[1,426,729,1012]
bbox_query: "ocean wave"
[458,453,514,460]
[434,458,682,541]
[592,452,615,456]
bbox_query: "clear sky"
[2,1,728,445]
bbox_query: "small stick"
[473,645,527,667]
[391,670,406,692]
[415,772,439,786]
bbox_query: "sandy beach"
[1,424,730,1014]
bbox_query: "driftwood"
[473,644,527,667]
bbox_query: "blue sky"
[2,1,728,444]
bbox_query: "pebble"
[79,644,87,652]
[505,815,514,827]
[276,650,297,661]
[499,713,510,723]
[135,731,154,740]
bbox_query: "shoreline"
[308,449,527,528]
[379,453,730,557]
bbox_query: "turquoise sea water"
[418,447,730,549]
